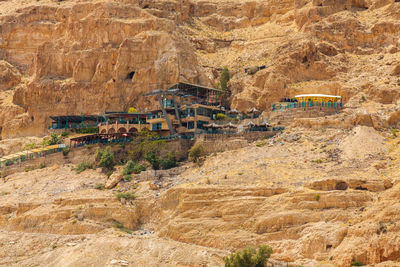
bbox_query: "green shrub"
[216,113,226,120]
[61,131,69,137]
[97,147,114,170]
[189,143,204,163]
[315,193,320,201]
[48,134,62,146]
[116,192,136,201]
[62,147,70,156]
[24,142,37,150]
[38,162,46,169]
[122,160,135,175]
[123,160,146,176]
[160,152,178,170]
[95,183,104,190]
[113,221,132,234]
[123,174,132,181]
[132,164,146,174]
[75,161,94,174]
[351,261,365,266]
[224,245,273,267]
[145,151,160,170]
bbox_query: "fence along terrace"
[272,94,343,112]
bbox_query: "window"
[152,123,162,131]
[197,121,209,130]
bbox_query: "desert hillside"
[1,0,400,137]
[1,0,400,266]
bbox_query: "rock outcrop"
[0,0,400,137]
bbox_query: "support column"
[194,107,197,130]
[173,95,182,127]
[158,94,175,135]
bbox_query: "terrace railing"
[272,101,343,112]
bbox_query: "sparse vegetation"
[95,183,105,190]
[350,261,365,266]
[189,143,204,163]
[62,147,70,156]
[61,131,69,137]
[256,141,267,147]
[123,160,146,177]
[116,192,136,201]
[113,221,132,234]
[145,151,160,170]
[97,147,115,170]
[24,142,37,150]
[223,245,273,267]
[123,174,132,181]
[315,193,320,201]
[48,134,62,146]
[160,152,178,170]
[38,162,46,169]
[75,161,94,174]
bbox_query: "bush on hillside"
[48,134,62,146]
[160,152,178,170]
[97,147,114,170]
[224,245,273,267]
[189,143,204,163]
[75,161,94,174]
[62,147,70,156]
[144,151,160,170]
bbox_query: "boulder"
[105,172,123,189]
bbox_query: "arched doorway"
[100,129,107,134]
[128,127,138,133]
[108,128,116,134]
[118,127,127,133]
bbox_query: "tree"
[144,151,160,170]
[98,147,114,170]
[160,152,178,170]
[223,245,273,267]
[220,67,230,94]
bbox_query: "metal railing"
[272,101,343,111]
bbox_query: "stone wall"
[269,106,342,126]
[196,131,279,154]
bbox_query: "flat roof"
[295,94,341,98]
[145,82,224,98]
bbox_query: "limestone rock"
[105,172,123,189]
[0,61,21,91]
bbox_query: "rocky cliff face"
[1,0,400,137]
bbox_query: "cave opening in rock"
[355,186,368,191]
[31,116,34,122]
[127,71,135,80]
[335,182,348,190]
[302,56,308,63]
[143,4,149,9]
